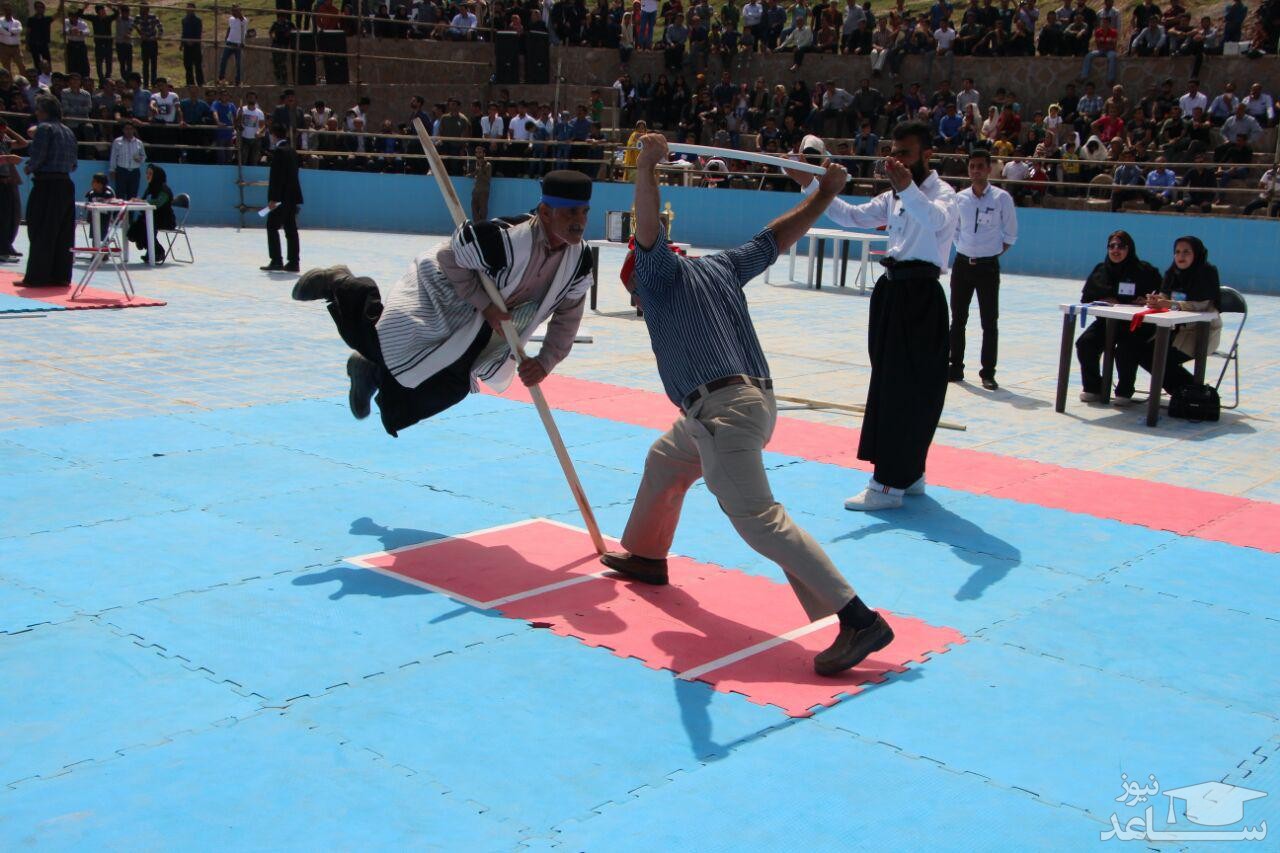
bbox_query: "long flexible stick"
[774,394,968,432]
[636,142,829,175]
[411,119,606,555]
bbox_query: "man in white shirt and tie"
[949,148,1017,390]
[789,120,959,511]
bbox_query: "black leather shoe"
[292,265,353,301]
[600,551,669,585]
[260,262,285,271]
[947,368,964,383]
[284,263,301,273]
[346,353,380,419]
[981,377,999,390]
[814,614,895,676]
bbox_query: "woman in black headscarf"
[126,164,175,264]
[1075,230,1161,402]
[1117,236,1222,398]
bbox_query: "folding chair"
[71,204,134,301]
[1213,286,1246,409]
[159,193,194,264]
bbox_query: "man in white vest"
[293,171,594,437]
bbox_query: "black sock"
[837,595,878,631]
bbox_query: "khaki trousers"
[620,384,856,622]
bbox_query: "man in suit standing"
[262,122,302,273]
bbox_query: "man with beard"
[789,120,958,511]
[291,171,594,438]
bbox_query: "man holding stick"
[788,120,959,512]
[292,171,594,438]
[603,133,894,677]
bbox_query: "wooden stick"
[411,119,607,555]
[775,394,968,432]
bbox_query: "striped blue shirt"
[632,227,777,407]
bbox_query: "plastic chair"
[71,204,134,301]
[159,193,194,264]
[1213,286,1246,409]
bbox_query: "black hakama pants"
[23,175,76,286]
[858,271,950,490]
[327,276,492,437]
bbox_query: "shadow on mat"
[953,381,1052,410]
[291,517,452,600]
[834,497,1022,601]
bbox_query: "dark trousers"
[29,40,51,70]
[94,38,112,80]
[326,275,493,436]
[0,181,20,254]
[116,42,133,78]
[23,175,75,286]
[948,257,1000,380]
[183,42,205,85]
[266,203,299,265]
[140,40,158,86]
[271,49,289,85]
[66,41,90,78]
[113,167,141,201]
[859,270,950,489]
[1075,318,1140,396]
[1117,326,1195,396]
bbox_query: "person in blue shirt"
[211,89,236,164]
[1144,156,1179,209]
[1222,0,1247,42]
[1109,147,1146,211]
[935,102,964,148]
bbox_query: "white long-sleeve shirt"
[803,171,959,270]
[109,136,146,171]
[953,183,1017,259]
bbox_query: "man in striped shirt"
[601,133,895,677]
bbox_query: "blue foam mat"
[0,619,260,786]
[0,581,76,634]
[0,510,326,614]
[0,293,64,313]
[0,468,185,540]
[812,639,1275,813]
[283,629,786,828]
[4,414,248,466]
[549,719,1100,852]
[0,711,519,851]
[1113,537,1280,620]
[97,564,530,703]
[983,579,1280,716]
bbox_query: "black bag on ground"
[1169,383,1220,421]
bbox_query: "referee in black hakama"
[17,96,78,287]
[790,121,959,512]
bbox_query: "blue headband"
[540,195,590,208]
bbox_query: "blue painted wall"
[47,161,1280,292]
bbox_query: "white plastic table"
[765,228,889,294]
[79,201,157,266]
[1056,302,1216,427]
[586,238,689,315]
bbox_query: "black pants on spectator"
[29,40,50,71]
[66,41,90,78]
[94,38,112,81]
[266,203,300,267]
[1110,187,1149,211]
[295,0,314,30]
[1076,318,1141,396]
[859,267,949,490]
[271,49,289,85]
[664,44,684,71]
[1244,198,1280,216]
[325,275,494,437]
[183,43,205,85]
[948,256,1000,380]
[23,174,75,286]
[127,212,163,261]
[0,181,20,254]
[116,42,133,78]
[141,40,158,87]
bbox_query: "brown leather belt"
[681,374,773,413]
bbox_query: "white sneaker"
[1079,391,1100,403]
[905,477,926,496]
[844,488,904,511]
[1112,395,1136,407]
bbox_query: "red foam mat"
[0,272,165,310]
[482,375,1280,553]
[351,520,965,717]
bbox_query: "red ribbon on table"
[1129,307,1169,332]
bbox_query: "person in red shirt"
[1080,23,1118,84]
[1091,103,1127,142]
